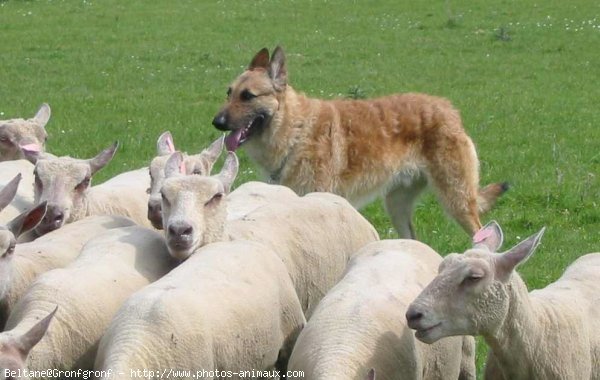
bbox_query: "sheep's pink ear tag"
[179,161,186,174]
[20,143,42,153]
[166,136,175,153]
[473,228,493,244]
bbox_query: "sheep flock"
[0,104,598,380]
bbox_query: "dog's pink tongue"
[225,130,242,152]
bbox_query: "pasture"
[1,0,598,375]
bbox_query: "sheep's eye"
[4,243,15,257]
[240,90,256,101]
[75,177,91,191]
[34,175,42,189]
[146,187,151,195]
[462,273,484,285]
[161,191,170,205]
[205,192,223,206]
[192,169,203,175]
[0,135,9,143]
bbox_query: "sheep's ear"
[495,227,546,282]
[157,131,175,156]
[201,135,224,163]
[249,47,270,70]
[269,46,287,90]
[217,152,238,193]
[89,141,118,175]
[0,173,21,212]
[472,220,503,252]
[16,306,58,356]
[7,202,47,238]
[165,151,185,178]
[32,103,51,128]
[365,369,376,380]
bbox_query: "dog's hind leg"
[384,176,427,239]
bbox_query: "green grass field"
[1,0,599,376]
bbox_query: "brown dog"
[212,46,507,239]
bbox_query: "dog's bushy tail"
[477,182,509,214]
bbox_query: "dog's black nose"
[212,114,229,131]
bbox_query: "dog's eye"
[240,90,256,101]
[226,88,232,98]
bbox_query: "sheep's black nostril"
[148,202,161,215]
[212,115,229,131]
[406,309,423,323]
[168,222,193,238]
[54,212,64,223]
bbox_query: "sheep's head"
[406,221,545,344]
[161,151,238,261]
[31,142,118,236]
[0,104,50,162]
[0,175,47,301]
[147,133,224,230]
[0,174,46,258]
[0,307,57,379]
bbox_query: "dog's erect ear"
[249,48,270,70]
[269,46,287,90]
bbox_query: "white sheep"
[0,215,136,329]
[147,132,223,229]
[95,240,306,378]
[1,178,47,320]
[406,221,600,379]
[287,239,475,380]
[0,225,175,373]
[26,142,152,238]
[0,160,36,224]
[0,103,50,162]
[161,152,379,317]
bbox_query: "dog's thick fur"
[213,46,507,239]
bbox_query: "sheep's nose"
[44,206,64,225]
[212,114,229,131]
[147,201,161,218]
[53,212,64,224]
[147,202,163,229]
[168,222,193,238]
[405,307,424,324]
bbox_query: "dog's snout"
[212,114,229,131]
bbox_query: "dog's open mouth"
[225,115,265,152]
